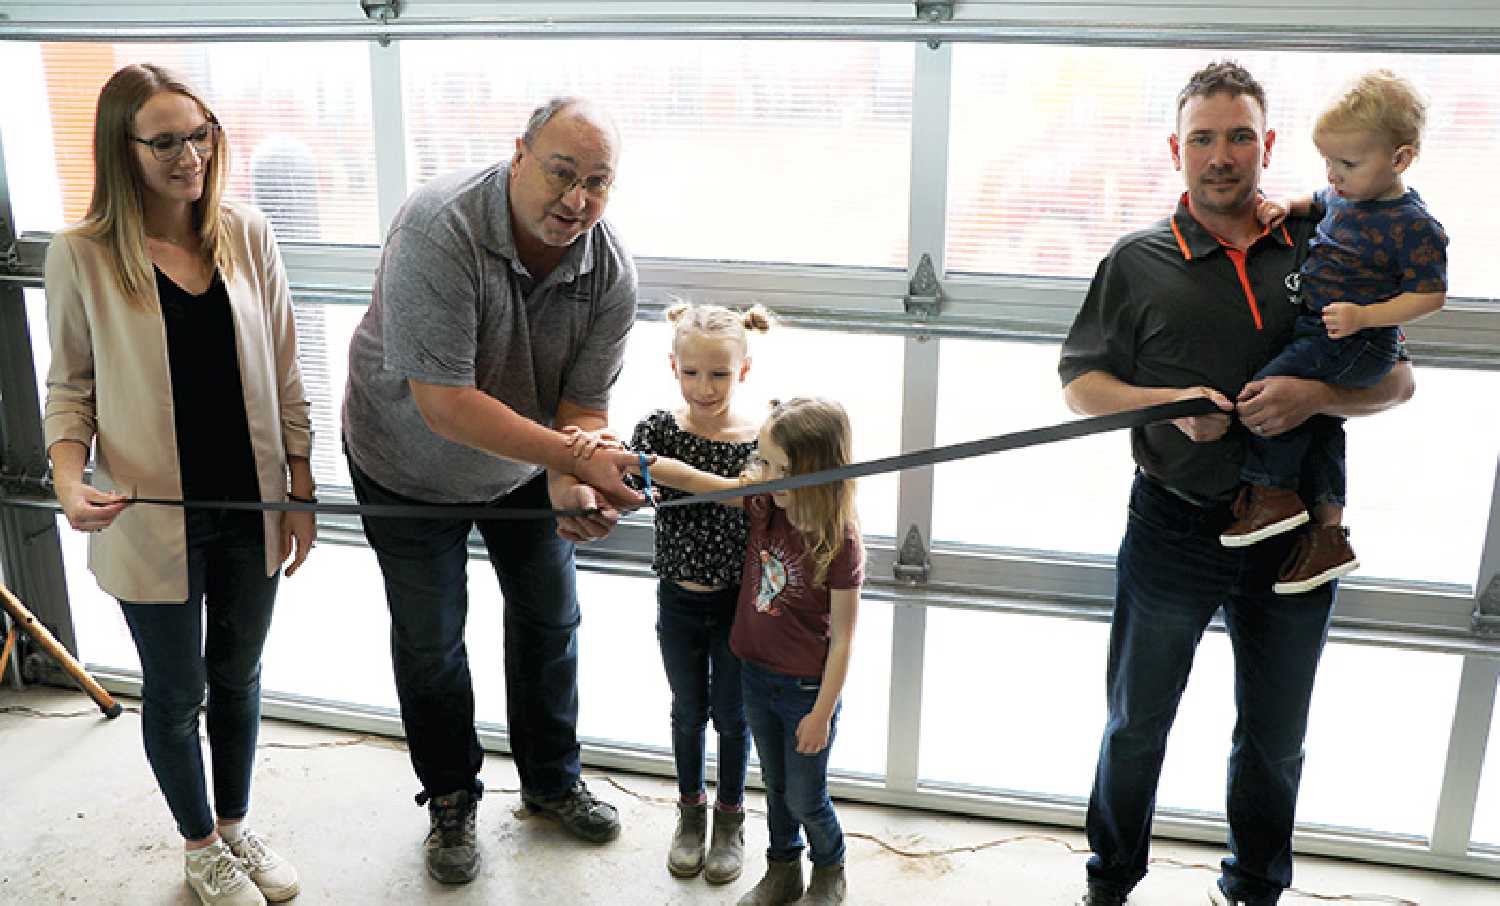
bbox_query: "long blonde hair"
[765,397,860,587]
[73,63,235,307]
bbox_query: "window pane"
[920,607,1458,836]
[933,338,1500,587]
[932,338,1131,557]
[401,40,912,267]
[576,573,669,750]
[1342,366,1500,586]
[920,609,1106,797]
[611,320,902,539]
[24,289,49,417]
[1,41,379,243]
[1298,645,1459,834]
[1473,680,1500,848]
[946,46,1500,299]
[63,515,139,673]
[827,597,891,778]
[261,541,401,710]
[298,299,364,492]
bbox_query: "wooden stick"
[0,582,122,718]
[0,620,14,680]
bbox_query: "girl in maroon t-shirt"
[628,397,864,906]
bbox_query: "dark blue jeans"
[1086,473,1336,904]
[656,580,749,805]
[119,509,279,842]
[349,455,582,801]
[742,659,845,868]
[1240,316,1398,504]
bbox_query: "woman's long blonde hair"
[73,63,234,307]
[765,397,861,587]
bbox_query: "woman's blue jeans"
[656,580,749,805]
[119,509,279,842]
[742,659,845,867]
[1085,473,1335,903]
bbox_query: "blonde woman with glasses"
[43,63,313,906]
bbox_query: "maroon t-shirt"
[729,494,865,678]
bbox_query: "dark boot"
[667,801,708,878]
[704,807,746,884]
[1273,524,1359,594]
[798,863,847,905]
[1220,485,1309,547]
[736,858,804,906]
[421,789,480,884]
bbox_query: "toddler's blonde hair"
[1316,69,1427,153]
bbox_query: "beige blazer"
[43,201,312,602]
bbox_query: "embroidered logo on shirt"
[1284,270,1302,307]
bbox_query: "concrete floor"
[3,686,1499,905]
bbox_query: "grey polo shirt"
[343,161,638,503]
[1059,194,1314,501]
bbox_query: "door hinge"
[893,524,931,585]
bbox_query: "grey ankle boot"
[799,864,847,905]
[667,802,708,878]
[704,807,746,884]
[736,859,804,906]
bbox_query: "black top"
[630,409,757,588]
[1059,194,1317,501]
[156,267,261,504]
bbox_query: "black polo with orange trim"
[1059,193,1316,502]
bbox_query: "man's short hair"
[523,97,581,147]
[1316,69,1427,152]
[521,96,620,148]
[1176,60,1268,125]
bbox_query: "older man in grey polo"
[342,97,641,884]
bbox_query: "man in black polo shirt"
[1059,62,1415,906]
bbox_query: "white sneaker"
[226,828,301,902]
[184,840,266,906]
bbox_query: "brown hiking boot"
[736,858,804,905]
[667,801,707,878]
[1274,525,1359,595]
[1220,485,1308,548]
[704,806,745,884]
[799,864,847,904]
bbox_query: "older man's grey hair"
[522,97,620,147]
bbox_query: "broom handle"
[0,582,122,718]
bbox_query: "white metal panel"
[1431,657,1500,855]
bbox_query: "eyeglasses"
[132,121,219,162]
[525,143,612,199]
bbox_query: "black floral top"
[630,409,757,588]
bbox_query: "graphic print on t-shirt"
[752,541,798,616]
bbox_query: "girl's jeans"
[657,580,750,805]
[742,659,845,867]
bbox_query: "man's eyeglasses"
[526,144,612,199]
[132,122,220,162]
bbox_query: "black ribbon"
[0,398,1218,521]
